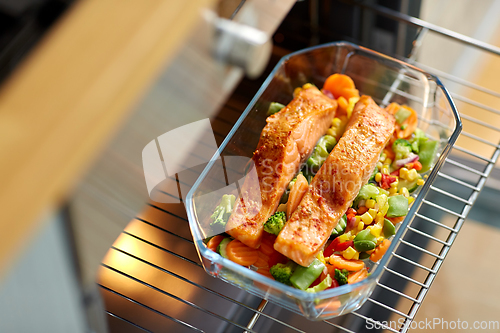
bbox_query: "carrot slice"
[337,96,349,116]
[386,103,418,139]
[323,74,359,100]
[254,251,270,268]
[287,173,309,218]
[370,239,391,263]
[226,239,259,266]
[387,216,404,225]
[260,233,277,256]
[348,268,368,284]
[385,102,400,115]
[256,267,274,279]
[206,235,224,252]
[341,88,360,100]
[357,206,368,215]
[329,254,365,271]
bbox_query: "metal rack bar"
[99,2,500,332]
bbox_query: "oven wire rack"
[97,3,500,333]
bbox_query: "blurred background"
[0,0,499,332]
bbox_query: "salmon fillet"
[226,85,337,248]
[274,96,395,266]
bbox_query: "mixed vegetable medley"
[204,74,438,292]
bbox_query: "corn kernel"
[338,233,350,243]
[303,83,313,89]
[357,221,365,231]
[384,158,392,165]
[379,153,386,162]
[368,208,377,219]
[369,225,383,238]
[408,196,415,205]
[400,187,410,198]
[361,211,374,224]
[355,216,362,223]
[417,178,425,186]
[349,96,360,104]
[389,187,398,195]
[376,194,389,216]
[347,97,359,119]
[377,236,385,243]
[374,173,382,183]
[407,168,419,181]
[382,166,389,175]
[342,246,358,260]
[399,167,409,180]
[332,118,341,127]
[366,199,376,209]
[375,212,385,225]
[390,178,399,187]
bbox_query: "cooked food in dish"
[225,85,337,248]
[274,96,395,267]
[206,74,436,292]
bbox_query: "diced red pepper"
[324,237,354,257]
[347,208,357,216]
[390,169,400,177]
[335,240,353,252]
[324,237,340,257]
[380,174,397,189]
[268,251,288,267]
[328,277,340,289]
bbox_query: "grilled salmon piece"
[225,85,337,249]
[274,96,395,266]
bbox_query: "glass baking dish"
[186,42,461,320]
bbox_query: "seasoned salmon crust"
[225,85,337,248]
[274,96,395,266]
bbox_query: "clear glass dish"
[186,42,461,320]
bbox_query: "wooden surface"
[0,0,217,278]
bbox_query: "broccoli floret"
[270,261,297,285]
[392,138,412,160]
[353,183,379,208]
[210,194,235,227]
[334,268,349,286]
[263,211,287,235]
